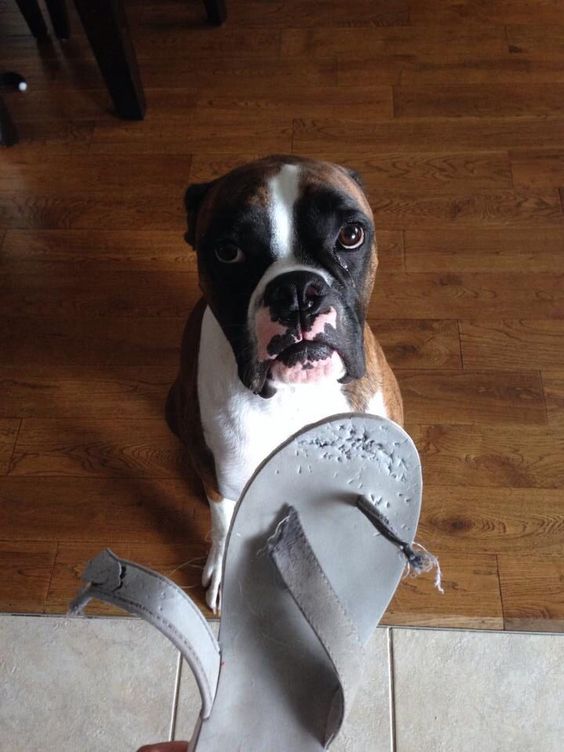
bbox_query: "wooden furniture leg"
[14,0,48,40]
[0,95,19,147]
[73,0,146,120]
[203,0,227,26]
[45,0,71,40]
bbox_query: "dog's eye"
[337,223,364,250]
[215,243,245,264]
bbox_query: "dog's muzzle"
[254,271,347,386]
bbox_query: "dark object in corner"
[0,72,28,147]
[0,95,19,147]
[6,0,227,133]
[15,0,70,40]
[204,0,227,25]
[73,0,146,120]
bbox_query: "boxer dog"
[166,155,402,611]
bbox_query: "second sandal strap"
[69,549,221,719]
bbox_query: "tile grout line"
[168,651,183,741]
[387,627,398,752]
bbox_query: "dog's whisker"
[168,557,206,575]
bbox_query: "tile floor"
[1,615,562,752]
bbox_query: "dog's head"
[185,155,378,398]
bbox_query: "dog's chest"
[197,307,352,500]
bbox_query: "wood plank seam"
[538,369,551,425]
[44,540,60,614]
[494,553,508,631]
[456,320,464,369]
[6,418,23,476]
[399,230,406,271]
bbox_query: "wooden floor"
[1,0,564,631]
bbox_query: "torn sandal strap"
[357,495,444,593]
[267,506,366,747]
[68,549,220,719]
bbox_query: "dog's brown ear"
[345,167,363,188]
[336,163,364,190]
[184,180,217,248]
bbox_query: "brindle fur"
[342,322,403,423]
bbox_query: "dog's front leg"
[202,496,236,613]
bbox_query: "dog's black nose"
[264,271,330,326]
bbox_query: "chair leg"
[203,0,227,26]
[0,96,19,147]
[73,0,146,120]
[14,0,49,40]
[45,0,71,40]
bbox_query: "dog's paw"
[202,541,224,613]
[202,497,236,614]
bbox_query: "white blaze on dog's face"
[184,156,378,398]
[249,164,346,388]
[269,163,300,258]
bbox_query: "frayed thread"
[357,495,444,594]
[257,511,292,559]
[67,582,93,616]
[402,542,444,594]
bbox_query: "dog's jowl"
[166,155,403,611]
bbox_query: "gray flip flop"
[70,413,440,750]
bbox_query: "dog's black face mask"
[184,156,378,398]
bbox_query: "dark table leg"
[45,0,71,40]
[14,0,48,40]
[203,0,227,26]
[0,96,19,147]
[73,0,146,120]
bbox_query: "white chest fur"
[198,307,358,500]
